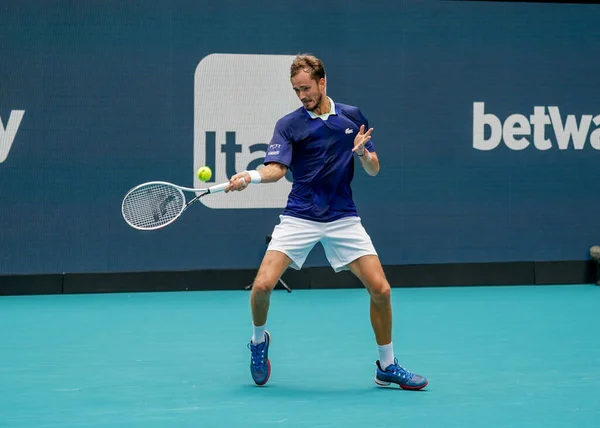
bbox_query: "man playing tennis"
[226,54,428,390]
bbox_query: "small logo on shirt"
[345,128,353,134]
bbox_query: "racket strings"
[122,183,185,229]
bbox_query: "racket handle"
[208,182,230,193]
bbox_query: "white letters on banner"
[473,102,600,151]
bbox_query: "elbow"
[262,162,288,182]
[369,165,380,177]
[276,164,288,181]
[274,164,287,181]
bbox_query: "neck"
[313,96,330,116]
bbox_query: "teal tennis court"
[1,284,598,427]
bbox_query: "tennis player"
[226,54,428,390]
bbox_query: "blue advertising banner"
[1,1,599,275]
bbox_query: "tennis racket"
[121,180,231,230]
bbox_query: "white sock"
[252,324,266,344]
[377,343,395,370]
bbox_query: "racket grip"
[208,182,230,193]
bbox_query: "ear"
[319,77,326,91]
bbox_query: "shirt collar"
[305,97,337,120]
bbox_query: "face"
[291,70,325,111]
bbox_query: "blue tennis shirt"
[264,98,375,223]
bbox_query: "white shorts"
[267,215,378,273]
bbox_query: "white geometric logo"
[0,110,25,163]
[194,54,300,209]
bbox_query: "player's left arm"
[352,124,380,176]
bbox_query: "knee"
[369,280,391,304]
[252,274,276,295]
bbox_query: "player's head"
[290,54,326,112]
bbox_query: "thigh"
[267,215,323,270]
[254,249,293,290]
[321,216,378,272]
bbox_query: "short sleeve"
[264,118,293,167]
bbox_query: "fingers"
[227,177,246,192]
[352,126,373,154]
[358,125,373,137]
[225,173,249,193]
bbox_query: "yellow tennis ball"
[197,166,212,181]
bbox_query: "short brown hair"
[290,54,325,82]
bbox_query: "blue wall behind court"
[1,0,599,275]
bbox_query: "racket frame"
[121,181,229,231]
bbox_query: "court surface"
[1,284,598,427]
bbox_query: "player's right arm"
[226,163,287,192]
[257,163,287,183]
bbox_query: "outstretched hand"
[352,125,373,156]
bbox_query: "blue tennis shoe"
[374,358,428,390]
[248,331,271,386]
